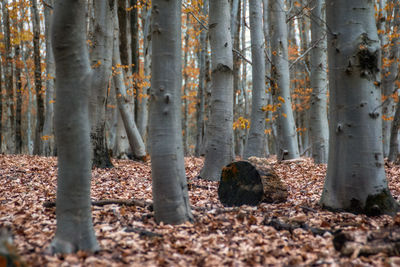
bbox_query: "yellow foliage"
[278,96,285,103]
[282,113,287,118]
[233,117,250,130]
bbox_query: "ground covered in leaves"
[2,155,400,266]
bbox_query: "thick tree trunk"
[269,0,299,160]
[199,0,234,181]
[51,0,99,253]
[182,14,190,156]
[2,2,15,154]
[320,0,398,216]
[32,0,45,156]
[195,0,208,157]
[42,0,55,156]
[89,0,114,168]
[113,9,146,160]
[244,0,266,159]
[149,0,193,224]
[309,0,329,164]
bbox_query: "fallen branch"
[263,217,332,236]
[43,199,152,210]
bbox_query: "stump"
[218,158,288,207]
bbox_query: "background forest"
[2,0,400,266]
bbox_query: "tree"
[320,0,398,216]
[269,0,300,160]
[2,1,15,154]
[309,0,329,164]
[89,0,114,168]
[31,0,45,155]
[243,0,266,158]
[149,0,193,224]
[199,0,234,181]
[42,0,56,156]
[113,5,146,160]
[50,0,99,253]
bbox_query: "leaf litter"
[1,154,400,266]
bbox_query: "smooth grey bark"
[388,99,400,162]
[51,0,99,253]
[149,0,193,224]
[269,0,299,160]
[32,0,45,156]
[182,14,190,156]
[113,9,146,160]
[15,46,22,154]
[243,0,266,159]
[381,2,399,157]
[199,0,234,181]
[2,2,15,154]
[309,0,329,164]
[320,0,398,215]
[136,6,152,141]
[89,0,114,168]
[195,0,208,157]
[42,0,55,156]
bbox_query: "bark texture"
[309,0,329,164]
[244,0,266,158]
[32,0,45,155]
[199,0,234,181]
[320,0,398,215]
[42,0,56,156]
[269,0,299,160]
[51,0,99,253]
[89,0,114,168]
[149,0,193,224]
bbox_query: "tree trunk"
[388,100,400,162]
[15,45,22,154]
[381,3,399,158]
[243,0,266,159]
[113,8,146,160]
[2,2,15,154]
[42,0,56,156]
[31,0,45,156]
[136,6,151,141]
[51,0,99,253]
[182,14,190,156]
[195,0,208,157]
[269,0,299,160]
[199,0,234,181]
[149,0,193,224]
[320,0,398,216]
[309,0,329,164]
[89,0,114,168]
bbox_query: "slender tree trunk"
[182,14,190,156]
[195,0,208,157]
[89,0,114,168]
[42,0,56,156]
[244,0,266,158]
[309,0,329,163]
[269,0,299,160]
[199,0,234,181]
[136,6,151,140]
[51,0,99,253]
[320,0,398,215]
[149,0,193,224]
[2,2,15,154]
[388,100,400,162]
[31,0,45,156]
[15,45,22,154]
[113,8,146,160]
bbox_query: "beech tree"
[243,0,266,159]
[50,0,99,253]
[309,0,329,164]
[89,0,114,168]
[269,0,299,160]
[149,0,193,224]
[199,0,234,181]
[320,0,398,215]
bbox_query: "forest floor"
[2,155,400,266]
